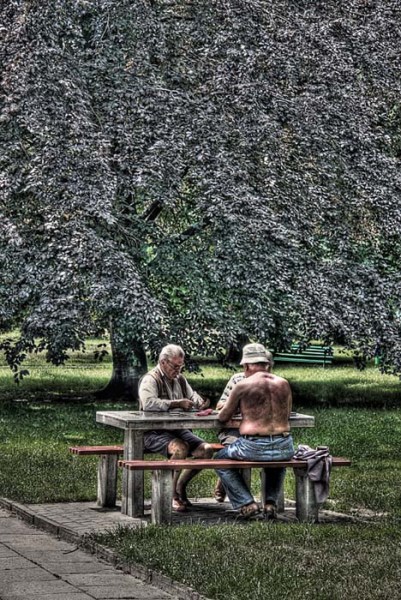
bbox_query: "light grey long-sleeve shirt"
[138,366,204,412]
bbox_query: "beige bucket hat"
[240,343,273,365]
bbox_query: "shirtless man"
[214,344,294,519]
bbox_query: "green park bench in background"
[272,344,333,366]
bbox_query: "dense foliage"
[1,0,401,392]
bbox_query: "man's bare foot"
[172,497,188,512]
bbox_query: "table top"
[96,410,315,430]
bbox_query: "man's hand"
[216,399,225,411]
[199,398,210,409]
[172,399,194,411]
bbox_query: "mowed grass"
[93,521,401,600]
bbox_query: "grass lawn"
[0,351,400,599]
[93,521,401,600]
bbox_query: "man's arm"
[183,380,210,409]
[216,373,245,411]
[139,375,192,412]
[218,385,241,423]
[287,387,293,416]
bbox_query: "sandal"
[175,489,193,507]
[214,479,226,503]
[172,497,188,512]
[263,503,277,520]
[239,502,260,519]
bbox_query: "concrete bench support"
[152,469,174,524]
[294,468,319,522]
[97,454,119,508]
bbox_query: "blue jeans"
[215,435,294,509]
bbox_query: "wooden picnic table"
[96,409,315,517]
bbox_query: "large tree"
[1,0,401,399]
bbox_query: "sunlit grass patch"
[91,521,401,600]
[0,365,111,401]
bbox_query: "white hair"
[159,344,185,363]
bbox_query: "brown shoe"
[214,479,226,503]
[175,486,193,507]
[263,503,277,520]
[178,493,193,508]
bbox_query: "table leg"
[121,429,144,517]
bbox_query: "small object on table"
[196,408,216,416]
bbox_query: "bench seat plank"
[69,445,123,455]
[119,457,351,470]
[119,457,351,525]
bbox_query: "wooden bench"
[272,344,333,366]
[119,456,351,524]
[69,443,225,508]
[69,446,124,508]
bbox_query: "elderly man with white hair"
[139,344,213,512]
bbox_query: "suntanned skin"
[218,365,292,436]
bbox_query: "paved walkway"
[0,497,356,600]
[0,502,199,600]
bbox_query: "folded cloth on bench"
[293,444,333,503]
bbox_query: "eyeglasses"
[164,358,184,372]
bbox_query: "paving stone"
[0,566,58,583]
[37,560,116,574]
[0,556,41,570]
[0,520,43,535]
[0,547,20,558]
[0,594,93,600]
[3,534,74,551]
[75,582,173,599]
[63,572,151,587]
[0,579,77,596]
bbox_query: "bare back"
[223,371,292,436]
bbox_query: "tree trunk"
[95,333,148,403]
[222,335,249,365]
